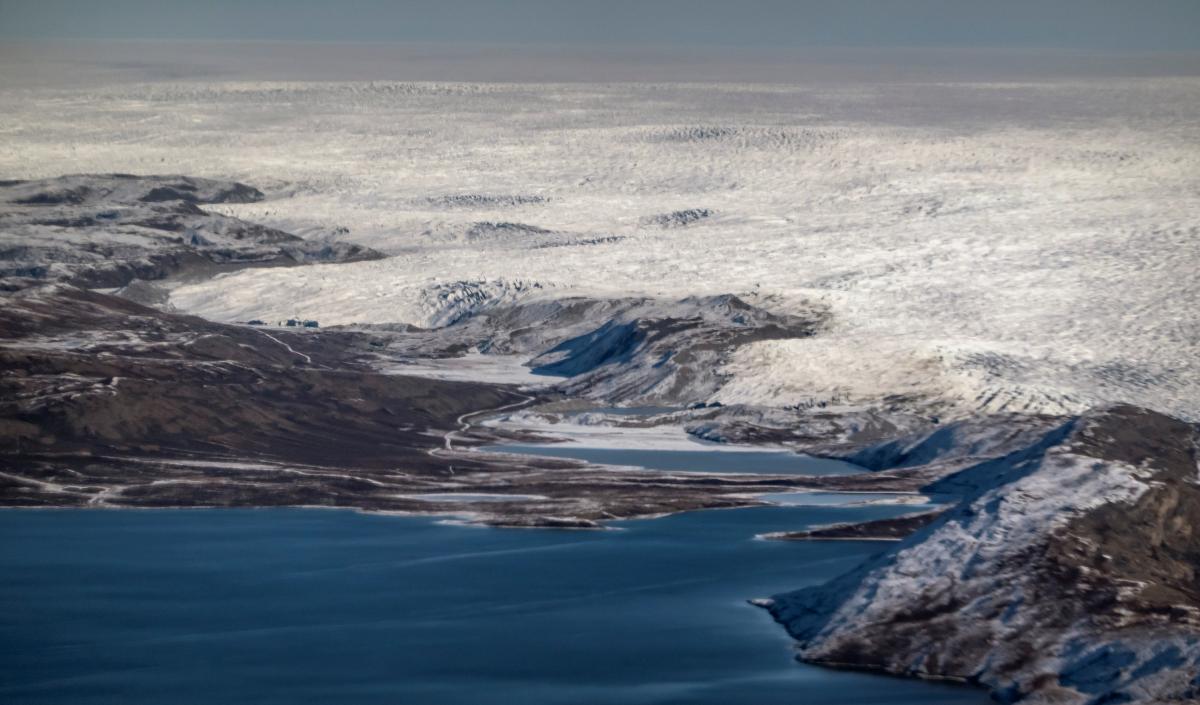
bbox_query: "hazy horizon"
[2,0,1199,53]
[3,39,1200,89]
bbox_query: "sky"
[1,0,1199,51]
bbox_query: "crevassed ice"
[3,79,1196,419]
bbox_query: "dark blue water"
[480,445,863,475]
[0,507,987,705]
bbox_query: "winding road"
[441,392,539,452]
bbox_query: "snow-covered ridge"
[0,175,382,291]
[762,405,1200,704]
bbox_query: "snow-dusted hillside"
[761,405,1200,704]
[0,174,381,289]
[1,78,1197,419]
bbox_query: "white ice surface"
[483,414,786,452]
[379,353,554,388]
[3,78,1197,418]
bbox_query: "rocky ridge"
[760,406,1200,704]
[0,174,381,290]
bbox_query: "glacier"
[2,77,1195,420]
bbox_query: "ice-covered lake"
[481,442,864,475]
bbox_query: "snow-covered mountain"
[761,405,1200,704]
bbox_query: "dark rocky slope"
[0,284,521,475]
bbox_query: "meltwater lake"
[0,505,987,705]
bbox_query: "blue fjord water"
[0,506,986,705]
